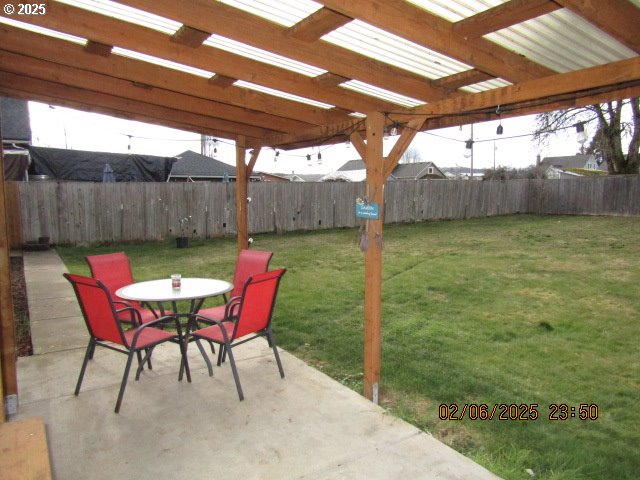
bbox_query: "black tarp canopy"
[29,146,174,182]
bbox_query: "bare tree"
[533,98,639,174]
[400,146,423,164]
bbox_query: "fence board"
[15,176,640,245]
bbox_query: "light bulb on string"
[274,150,279,163]
[463,140,473,158]
[390,122,399,136]
[317,152,322,165]
[307,154,311,166]
[576,122,588,144]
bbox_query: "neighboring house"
[390,162,446,180]
[168,150,260,182]
[283,173,326,182]
[441,166,485,180]
[539,154,607,179]
[329,159,446,182]
[257,172,289,182]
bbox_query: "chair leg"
[195,338,214,377]
[135,347,155,381]
[267,330,285,379]
[115,350,135,413]
[225,345,244,401]
[88,340,96,360]
[75,339,95,396]
[217,345,227,366]
[115,349,136,414]
[178,338,192,383]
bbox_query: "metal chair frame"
[65,273,191,413]
[189,269,286,401]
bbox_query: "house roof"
[169,150,238,179]
[336,160,444,180]
[391,162,444,179]
[540,154,604,170]
[0,1,638,155]
[338,160,366,172]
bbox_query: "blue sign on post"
[356,202,379,219]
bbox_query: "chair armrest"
[224,296,242,320]
[190,314,232,343]
[116,306,142,326]
[129,315,182,347]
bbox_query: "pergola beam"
[287,7,352,42]
[453,0,561,39]
[118,0,455,103]
[0,72,267,145]
[2,2,399,114]
[0,24,345,128]
[0,51,312,135]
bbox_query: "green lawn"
[57,215,640,480]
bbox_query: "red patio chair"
[198,249,273,321]
[85,252,162,324]
[64,273,191,413]
[189,268,286,401]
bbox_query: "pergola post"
[235,136,249,253]
[362,112,385,403]
[0,113,18,421]
[235,137,261,255]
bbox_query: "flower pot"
[176,237,190,248]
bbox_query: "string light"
[463,139,473,158]
[317,152,322,165]
[390,121,399,136]
[306,154,311,166]
[274,150,279,162]
[576,122,587,144]
[495,105,503,135]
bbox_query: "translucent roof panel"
[217,0,321,28]
[234,81,334,109]
[57,0,181,35]
[112,48,215,78]
[322,20,471,80]
[0,16,86,45]
[460,78,511,94]
[204,35,326,77]
[486,9,638,73]
[407,0,503,22]
[340,81,425,109]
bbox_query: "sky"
[28,101,587,176]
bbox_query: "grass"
[57,214,640,480]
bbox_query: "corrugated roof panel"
[58,0,181,34]
[0,16,86,44]
[340,81,425,108]
[407,0,503,22]
[112,47,215,78]
[217,0,321,28]
[460,78,511,93]
[322,20,471,80]
[486,9,637,73]
[234,81,334,109]
[204,35,326,77]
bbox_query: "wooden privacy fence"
[10,175,640,246]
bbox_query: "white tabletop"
[116,278,232,303]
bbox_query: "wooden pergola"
[1,0,639,418]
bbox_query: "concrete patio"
[10,249,500,480]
